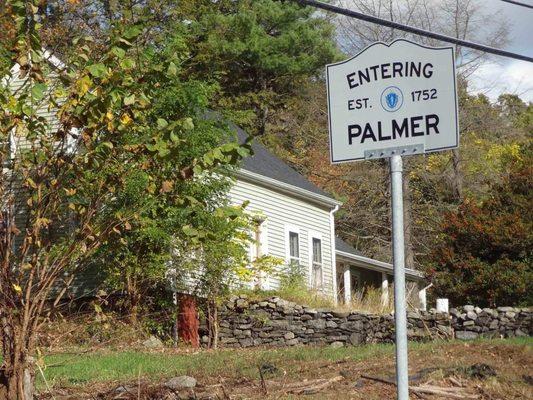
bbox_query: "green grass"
[38,337,532,389]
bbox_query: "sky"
[468,0,533,102]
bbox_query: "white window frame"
[249,218,270,289]
[308,231,323,288]
[284,225,301,266]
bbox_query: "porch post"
[343,265,352,303]
[381,272,389,308]
[419,287,427,311]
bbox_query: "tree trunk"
[129,291,141,325]
[206,298,219,349]
[177,294,199,348]
[0,360,35,400]
[451,149,463,200]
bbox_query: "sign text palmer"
[326,39,458,162]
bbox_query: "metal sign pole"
[390,154,409,400]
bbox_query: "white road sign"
[326,39,459,163]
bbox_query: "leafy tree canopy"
[428,144,532,307]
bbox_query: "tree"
[335,0,509,77]
[0,1,247,397]
[92,32,246,323]
[428,144,532,306]
[319,0,512,269]
[181,0,339,135]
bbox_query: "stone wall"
[200,295,532,348]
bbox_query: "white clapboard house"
[230,122,425,306]
[3,54,426,307]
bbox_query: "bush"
[427,148,533,307]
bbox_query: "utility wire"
[294,0,533,63]
[500,0,533,9]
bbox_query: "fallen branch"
[360,374,395,385]
[287,376,343,395]
[360,374,479,399]
[258,365,268,395]
[413,385,478,399]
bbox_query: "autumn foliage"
[428,149,533,307]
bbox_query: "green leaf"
[111,46,126,59]
[123,25,143,40]
[167,62,178,76]
[170,131,180,143]
[181,117,194,131]
[124,94,136,106]
[157,118,168,129]
[120,58,136,69]
[31,83,47,101]
[86,63,107,78]
[182,225,199,237]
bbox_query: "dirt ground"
[42,340,532,400]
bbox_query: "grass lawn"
[38,337,533,399]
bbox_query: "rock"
[340,321,364,331]
[142,335,164,349]
[349,332,363,345]
[466,311,478,320]
[497,306,515,312]
[164,376,197,390]
[307,319,326,330]
[449,308,460,316]
[236,299,248,309]
[284,332,295,340]
[114,385,137,394]
[462,320,475,327]
[286,338,300,346]
[456,331,479,340]
[326,320,338,328]
[330,341,344,348]
[463,305,475,312]
[474,307,482,314]
[515,329,527,337]
[505,311,516,319]
[332,311,350,318]
[239,338,253,347]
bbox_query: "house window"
[311,237,323,288]
[288,231,300,265]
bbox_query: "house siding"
[228,177,336,298]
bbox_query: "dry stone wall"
[200,295,532,348]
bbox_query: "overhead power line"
[294,0,533,63]
[500,0,533,10]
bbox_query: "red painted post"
[177,294,200,348]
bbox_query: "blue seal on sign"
[381,86,403,112]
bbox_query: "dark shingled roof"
[335,237,363,257]
[231,122,333,199]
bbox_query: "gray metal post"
[390,155,409,400]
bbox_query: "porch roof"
[335,237,424,281]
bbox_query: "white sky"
[468,0,533,102]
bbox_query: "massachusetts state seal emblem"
[381,86,403,112]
